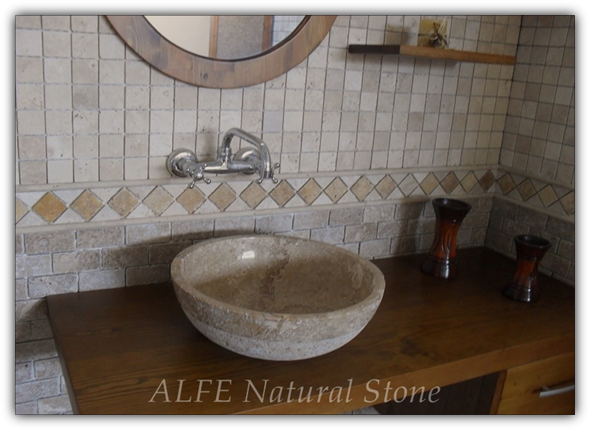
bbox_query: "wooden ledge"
[348,44,516,65]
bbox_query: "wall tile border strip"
[16,164,574,234]
[16,168,498,232]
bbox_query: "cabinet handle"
[539,381,575,398]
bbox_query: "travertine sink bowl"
[171,235,386,361]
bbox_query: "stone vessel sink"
[171,235,386,361]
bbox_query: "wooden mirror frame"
[106,15,336,89]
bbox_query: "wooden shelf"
[348,44,516,65]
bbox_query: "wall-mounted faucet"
[166,128,280,188]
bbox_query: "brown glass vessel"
[421,198,472,279]
[503,235,551,303]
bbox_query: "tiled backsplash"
[14,15,575,414]
[16,15,520,185]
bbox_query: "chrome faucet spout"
[221,128,273,180]
[166,128,279,189]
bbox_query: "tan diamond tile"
[497,173,516,195]
[177,187,206,213]
[240,182,267,209]
[324,178,348,203]
[108,188,139,217]
[269,181,295,207]
[143,186,174,216]
[478,170,495,191]
[461,172,478,193]
[71,190,104,221]
[419,173,439,196]
[398,175,419,197]
[32,192,67,223]
[209,183,236,211]
[15,197,29,223]
[375,175,396,199]
[351,176,374,201]
[297,179,323,205]
[516,179,536,201]
[560,191,575,215]
[440,172,460,194]
[537,185,559,207]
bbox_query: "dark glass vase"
[421,198,472,279]
[503,235,551,303]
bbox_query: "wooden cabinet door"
[497,353,574,414]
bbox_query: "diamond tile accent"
[516,179,536,201]
[108,188,139,217]
[374,175,396,199]
[177,187,206,213]
[71,190,103,221]
[351,176,374,201]
[15,197,28,223]
[240,182,267,209]
[478,170,495,191]
[269,181,295,207]
[460,172,478,193]
[419,173,439,196]
[324,178,348,203]
[297,179,323,204]
[497,173,516,195]
[143,186,174,216]
[209,183,237,211]
[440,172,460,194]
[537,185,559,207]
[398,175,419,197]
[32,192,67,223]
[560,191,575,215]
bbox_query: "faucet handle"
[271,162,281,184]
[187,165,211,188]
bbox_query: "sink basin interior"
[177,236,375,314]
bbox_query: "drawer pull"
[539,382,575,398]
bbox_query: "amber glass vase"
[502,235,551,303]
[421,198,472,279]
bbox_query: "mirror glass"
[145,15,305,60]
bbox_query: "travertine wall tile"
[13,13,576,414]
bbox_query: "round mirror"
[107,15,336,89]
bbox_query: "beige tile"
[15,198,29,223]
[398,175,419,197]
[516,179,536,201]
[32,192,67,223]
[143,186,174,216]
[240,183,267,209]
[461,172,479,193]
[478,169,495,191]
[297,179,323,204]
[351,176,374,201]
[560,191,575,215]
[440,172,460,194]
[177,188,206,213]
[209,184,237,211]
[537,185,559,207]
[108,188,139,217]
[269,181,295,207]
[71,190,104,221]
[374,175,396,199]
[419,173,439,196]
[324,178,348,203]
[497,173,516,195]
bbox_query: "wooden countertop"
[47,248,575,414]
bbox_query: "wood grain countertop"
[47,248,575,414]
